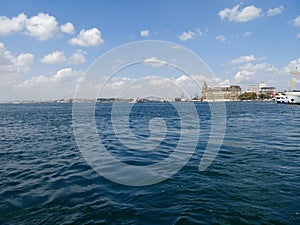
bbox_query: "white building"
[258,82,267,92]
[246,84,258,93]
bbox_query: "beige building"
[202,82,241,102]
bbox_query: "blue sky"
[0,0,299,101]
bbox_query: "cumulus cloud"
[51,68,79,82]
[178,28,206,41]
[178,31,196,41]
[25,13,59,40]
[234,70,254,83]
[229,58,299,91]
[60,22,75,34]
[292,15,300,27]
[40,49,86,65]
[40,51,67,64]
[16,67,83,88]
[233,62,277,83]
[143,57,167,67]
[0,12,77,40]
[280,58,300,74]
[238,62,277,72]
[0,13,27,35]
[175,75,189,85]
[69,28,104,47]
[69,49,86,64]
[12,68,83,100]
[266,6,284,16]
[0,42,34,74]
[219,4,262,22]
[140,30,150,37]
[230,54,260,64]
[16,75,48,88]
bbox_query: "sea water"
[0,102,299,224]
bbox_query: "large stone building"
[202,82,242,102]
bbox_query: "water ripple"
[0,102,300,224]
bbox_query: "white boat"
[274,92,289,104]
[129,98,138,104]
[129,98,146,103]
[285,91,300,104]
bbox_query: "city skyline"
[0,0,299,101]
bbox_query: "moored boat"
[285,91,300,104]
[274,92,289,104]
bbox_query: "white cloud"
[0,13,82,41]
[140,30,150,37]
[40,51,67,64]
[16,75,48,87]
[0,42,34,74]
[51,68,78,82]
[178,28,206,41]
[292,15,300,27]
[266,6,284,16]
[226,57,300,91]
[0,13,27,35]
[146,76,170,86]
[297,34,300,38]
[280,58,300,74]
[69,28,104,47]
[0,12,61,40]
[16,68,83,88]
[219,4,262,22]
[69,49,86,64]
[110,78,134,89]
[25,13,59,40]
[243,32,252,37]
[238,62,277,72]
[230,54,258,64]
[216,35,227,42]
[175,75,189,83]
[196,28,203,36]
[60,22,75,34]
[144,57,167,67]
[178,30,196,41]
[40,49,86,65]
[111,80,126,89]
[234,70,255,83]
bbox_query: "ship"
[274,92,289,104]
[285,67,300,104]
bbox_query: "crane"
[291,67,298,91]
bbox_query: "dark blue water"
[1,102,300,224]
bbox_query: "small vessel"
[129,98,146,103]
[285,91,300,104]
[285,67,300,104]
[274,92,289,104]
[130,98,138,104]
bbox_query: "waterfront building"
[260,87,276,95]
[246,84,258,93]
[246,82,276,96]
[202,82,241,102]
[258,82,266,91]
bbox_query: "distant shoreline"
[0,98,276,104]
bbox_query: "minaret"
[202,82,208,101]
[203,81,207,90]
